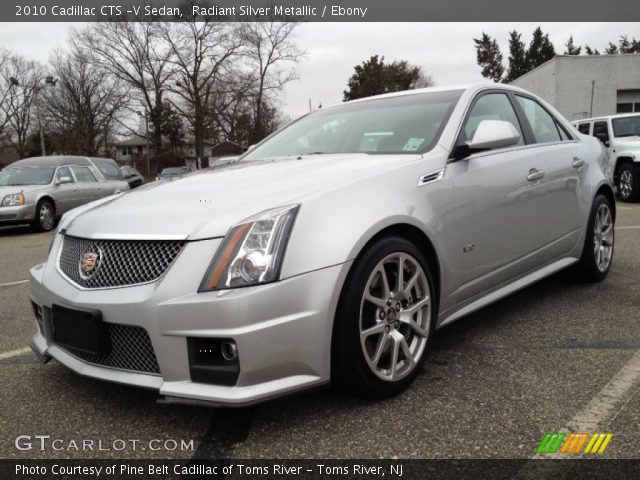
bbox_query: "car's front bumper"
[30,235,350,406]
[0,204,36,225]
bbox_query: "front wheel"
[32,199,56,232]
[617,163,640,202]
[332,237,435,398]
[574,194,614,282]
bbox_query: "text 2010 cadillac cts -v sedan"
[29,84,615,405]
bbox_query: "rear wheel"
[32,199,55,232]
[617,163,640,202]
[574,194,614,282]
[332,237,435,398]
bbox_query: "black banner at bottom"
[3,459,640,480]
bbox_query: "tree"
[0,54,44,158]
[584,45,600,55]
[44,47,128,156]
[473,33,504,82]
[505,31,528,82]
[160,16,242,159]
[526,27,555,70]
[343,55,435,101]
[240,21,304,143]
[564,35,582,55]
[605,42,619,54]
[75,21,175,155]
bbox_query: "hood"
[613,136,640,150]
[63,154,419,240]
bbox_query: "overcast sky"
[1,22,638,119]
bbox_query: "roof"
[7,156,92,168]
[572,112,640,123]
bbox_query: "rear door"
[514,94,587,256]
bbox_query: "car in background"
[120,166,145,189]
[573,114,640,201]
[30,84,615,405]
[156,166,189,181]
[0,156,130,231]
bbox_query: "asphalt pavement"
[0,204,639,460]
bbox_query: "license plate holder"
[51,304,109,356]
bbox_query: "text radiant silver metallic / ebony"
[30,84,615,405]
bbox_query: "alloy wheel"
[359,252,431,382]
[593,203,613,272]
[39,203,54,231]
[619,169,633,199]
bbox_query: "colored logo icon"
[537,432,613,455]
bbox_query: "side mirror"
[467,120,521,151]
[604,140,610,148]
[56,176,72,185]
[247,144,256,152]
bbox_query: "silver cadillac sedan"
[29,84,615,405]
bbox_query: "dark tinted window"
[617,103,633,113]
[577,123,591,134]
[593,121,610,143]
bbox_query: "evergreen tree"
[584,45,600,55]
[526,27,555,69]
[473,33,504,82]
[605,42,619,54]
[564,35,582,55]
[505,30,528,82]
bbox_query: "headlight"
[199,204,300,291]
[1,193,25,207]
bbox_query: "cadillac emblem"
[78,247,103,280]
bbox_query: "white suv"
[573,114,640,201]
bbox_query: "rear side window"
[516,96,564,144]
[577,123,591,135]
[91,158,123,180]
[71,167,98,183]
[463,93,524,145]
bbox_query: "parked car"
[30,84,614,406]
[573,113,640,201]
[120,165,145,189]
[0,156,130,231]
[156,166,189,181]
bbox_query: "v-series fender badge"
[463,243,476,253]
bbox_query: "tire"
[617,163,640,202]
[32,199,56,232]
[574,194,614,283]
[332,236,436,398]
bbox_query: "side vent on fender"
[418,168,445,187]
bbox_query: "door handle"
[527,168,545,182]
[572,157,585,168]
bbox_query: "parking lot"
[1,202,639,461]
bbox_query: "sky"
[1,22,638,120]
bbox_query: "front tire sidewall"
[33,200,55,232]
[332,237,435,398]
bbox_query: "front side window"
[463,93,523,144]
[56,167,75,183]
[243,90,463,160]
[516,96,564,144]
[577,123,591,135]
[71,167,98,183]
[593,121,610,144]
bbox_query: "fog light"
[221,341,238,361]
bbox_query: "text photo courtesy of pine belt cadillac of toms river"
[28,84,615,406]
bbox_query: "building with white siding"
[511,54,640,121]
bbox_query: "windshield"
[612,115,640,138]
[0,167,55,186]
[244,90,463,160]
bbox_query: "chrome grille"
[56,323,160,374]
[58,235,184,289]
